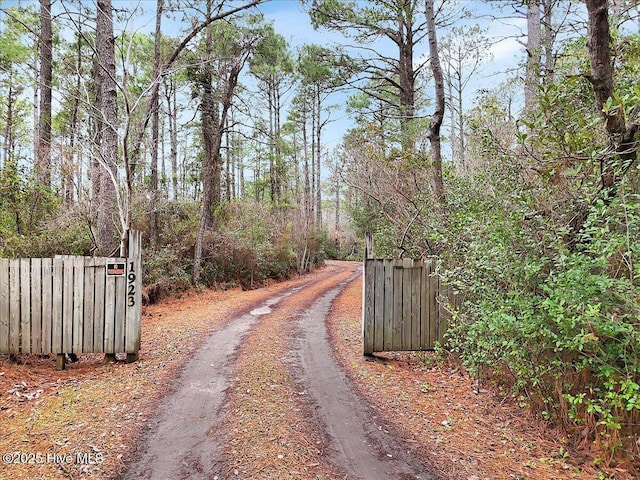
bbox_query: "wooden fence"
[363,257,458,355]
[0,231,142,368]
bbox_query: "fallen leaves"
[326,275,637,480]
[0,275,326,479]
[222,264,356,479]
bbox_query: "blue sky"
[254,1,529,153]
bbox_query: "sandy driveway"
[121,261,435,479]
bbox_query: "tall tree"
[524,0,541,116]
[36,0,52,188]
[441,25,490,170]
[163,74,180,201]
[308,0,427,151]
[149,0,164,244]
[425,0,445,205]
[249,24,294,205]
[94,0,119,255]
[126,0,263,181]
[192,15,263,284]
[297,44,349,225]
[0,7,31,171]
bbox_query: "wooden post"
[362,232,374,356]
[125,230,142,363]
[56,353,66,371]
[365,232,374,260]
[0,259,9,354]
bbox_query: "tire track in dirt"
[119,280,314,479]
[293,266,437,480]
[121,261,437,479]
[222,262,359,479]
[120,263,353,479]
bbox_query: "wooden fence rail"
[363,257,458,355]
[0,231,142,368]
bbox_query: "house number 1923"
[127,262,136,307]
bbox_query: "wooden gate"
[363,258,456,355]
[0,231,142,368]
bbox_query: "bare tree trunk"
[37,0,52,188]
[2,79,12,168]
[334,166,340,233]
[161,112,167,198]
[65,32,83,205]
[193,55,242,283]
[164,77,179,201]
[95,0,119,256]
[585,0,638,193]
[303,109,311,227]
[445,56,456,167]
[225,113,232,201]
[310,97,317,225]
[425,0,445,206]
[275,83,283,204]
[315,86,322,226]
[293,130,300,204]
[524,0,541,116]
[542,0,555,82]
[149,0,164,245]
[238,122,245,198]
[456,54,465,168]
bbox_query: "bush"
[442,169,640,462]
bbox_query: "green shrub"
[442,172,640,460]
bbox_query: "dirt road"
[121,261,436,480]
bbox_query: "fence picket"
[72,257,84,353]
[93,261,106,353]
[62,259,74,352]
[10,260,20,352]
[401,259,412,350]
[373,260,385,351]
[103,260,119,354]
[52,258,63,353]
[392,266,403,351]
[20,259,31,352]
[83,259,95,353]
[382,259,394,351]
[0,259,9,354]
[31,259,42,353]
[411,264,421,350]
[42,259,53,353]
[420,261,430,350]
